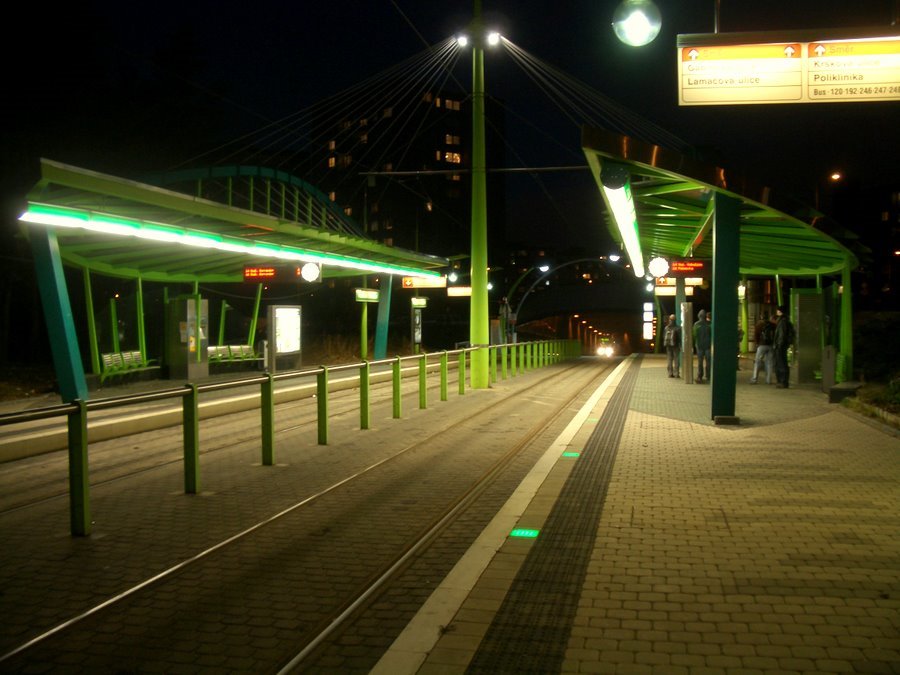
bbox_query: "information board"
[678,29,900,106]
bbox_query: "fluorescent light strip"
[601,182,644,277]
[20,205,441,279]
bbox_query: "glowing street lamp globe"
[612,0,662,47]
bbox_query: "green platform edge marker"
[510,528,540,539]
[562,451,581,457]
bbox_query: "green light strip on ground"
[509,528,540,539]
[562,451,581,457]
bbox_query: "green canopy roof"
[19,159,448,283]
[582,127,858,277]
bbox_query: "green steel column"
[67,399,91,536]
[261,373,275,465]
[218,302,228,346]
[248,284,262,348]
[740,276,749,355]
[440,351,449,401]
[654,297,664,353]
[136,277,147,362]
[109,298,120,353]
[775,274,783,307]
[183,384,199,493]
[419,354,428,409]
[31,228,88,402]
[374,275,393,360]
[83,269,100,376]
[317,367,329,445]
[840,263,854,381]
[360,302,369,361]
[469,4,490,389]
[360,361,371,429]
[393,357,402,418]
[710,192,741,421]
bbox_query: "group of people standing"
[663,306,795,388]
[750,306,795,388]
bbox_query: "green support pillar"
[83,269,100,376]
[248,284,262,349]
[360,301,369,361]
[109,297,120,353]
[374,275,393,360]
[654,296,664,353]
[710,192,741,422]
[469,3,490,389]
[136,277,147,363]
[740,276,749,355]
[840,263,854,381]
[31,228,88,402]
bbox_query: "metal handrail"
[0,340,576,536]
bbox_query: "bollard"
[458,351,466,395]
[440,351,449,401]
[360,361,370,429]
[67,399,91,536]
[317,367,328,445]
[418,354,427,409]
[393,357,402,419]
[261,373,274,466]
[183,383,199,494]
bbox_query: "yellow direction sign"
[677,29,900,106]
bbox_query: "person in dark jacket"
[750,312,775,384]
[773,306,795,388]
[692,309,711,383]
[663,314,681,378]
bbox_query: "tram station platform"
[0,354,897,673]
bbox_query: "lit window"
[450,174,461,182]
[340,155,352,167]
[328,140,336,151]
[445,99,454,109]
[423,92,433,103]
[384,237,394,247]
[435,97,441,107]
[384,163,393,172]
[344,206,352,216]
[445,134,460,145]
[383,107,393,118]
[360,133,368,144]
[444,152,461,164]
[435,150,442,161]
[359,118,368,126]
[425,201,433,212]
[327,157,336,168]
[329,191,336,201]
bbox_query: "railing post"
[393,357,402,419]
[440,351,449,401]
[317,367,329,445]
[519,343,525,373]
[360,361,371,430]
[489,346,497,384]
[418,354,427,409]
[501,344,508,379]
[183,383,199,494]
[67,399,91,536]
[458,351,467,395]
[261,373,274,466]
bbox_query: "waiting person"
[773,305,795,388]
[693,309,711,383]
[750,312,775,384]
[663,314,681,378]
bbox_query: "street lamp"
[612,0,662,47]
[500,262,551,343]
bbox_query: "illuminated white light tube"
[601,182,644,277]
[19,205,442,279]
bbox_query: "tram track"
[0,358,616,672]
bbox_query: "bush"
[857,378,900,415]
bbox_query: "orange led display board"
[668,259,709,278]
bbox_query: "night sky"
[3,0,898,251]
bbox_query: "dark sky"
[4,0,898,251]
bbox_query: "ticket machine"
[166,295,209,380]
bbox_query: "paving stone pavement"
[381,354,900,674]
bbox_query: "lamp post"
[501,263,550,343]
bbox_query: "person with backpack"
[750,312,775,384]
[773,305,796,388]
